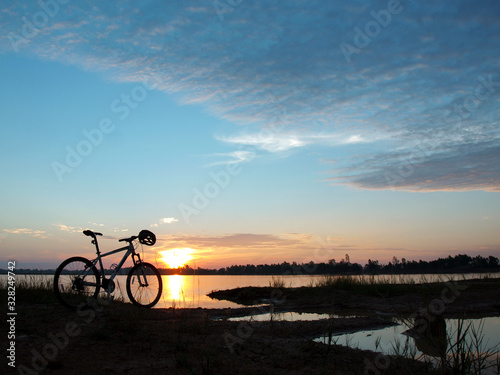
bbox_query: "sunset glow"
[159,248,195,269]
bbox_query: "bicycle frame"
[83,238,148,294]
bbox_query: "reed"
[0,274,56,304]
[307,274,437,297]
[269,275,289,288]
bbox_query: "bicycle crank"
[102,278,115,293]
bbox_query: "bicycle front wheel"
[126,262,162,308]
[54,256,100,309]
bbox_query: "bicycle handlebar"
[119,236,138,243]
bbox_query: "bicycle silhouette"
[53,229,162,309]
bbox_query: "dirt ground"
[3,278,500,375]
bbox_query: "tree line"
[158,253,500,275]
[2,254,499,275]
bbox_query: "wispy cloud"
[52,224,81,233]
[217,133,306,153]
[3,228,47,238]
[2,1,499,192]
[208,150,256,166]
[327,141,500,192]
[217,130,384,153]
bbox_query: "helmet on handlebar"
[138,230,156,246]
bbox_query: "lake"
[78,272,497,309]
[142,273,500,309]
[9,272,500,309]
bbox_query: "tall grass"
[444,319,500,374]
[0,274,56,304]
[269,275,290,288]
[304,274,442,297]
[0,274,126,305]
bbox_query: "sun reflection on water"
[165,274,185,303]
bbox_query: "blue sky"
[1,0,499,269]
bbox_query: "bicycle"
[53,229,163,309]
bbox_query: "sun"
[159,248,195,269]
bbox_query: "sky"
[1,0,499,270]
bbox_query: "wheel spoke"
[54,257,100,309]
[126,263,162,308]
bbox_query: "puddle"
[315,317,500,369]
[224,311,359,321]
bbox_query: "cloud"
[52,224,81,233]
[208,150,256,166]
[113,228,129,233]
[151,217,179,227]
[3,228,47,238]
[217,133,306,153]
[53,223,114,234]
[160,217,178,224]
[2,0,499,192]
[328,142,500,192]
[217,130,385,153]
[161,233,294,250]
[156,232,356,267]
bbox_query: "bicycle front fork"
[131,252,142,266]
[131,253,149,287]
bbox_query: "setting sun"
[159,248,195,269]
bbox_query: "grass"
[0,274,57,304]
[444,319,500,375]
[304,274,448,297]
[0,273,126,306]
[269,275,290,288]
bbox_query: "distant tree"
[488,256,499,268]
[364,259,381,274]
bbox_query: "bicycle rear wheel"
[126,262,162,308]
[54,256,100,309]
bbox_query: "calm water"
[315,317,500,373]
[145,273,499,309]
[15,272,499,309]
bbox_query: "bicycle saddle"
[83,230,102,237]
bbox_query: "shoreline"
[208,277,500,318]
